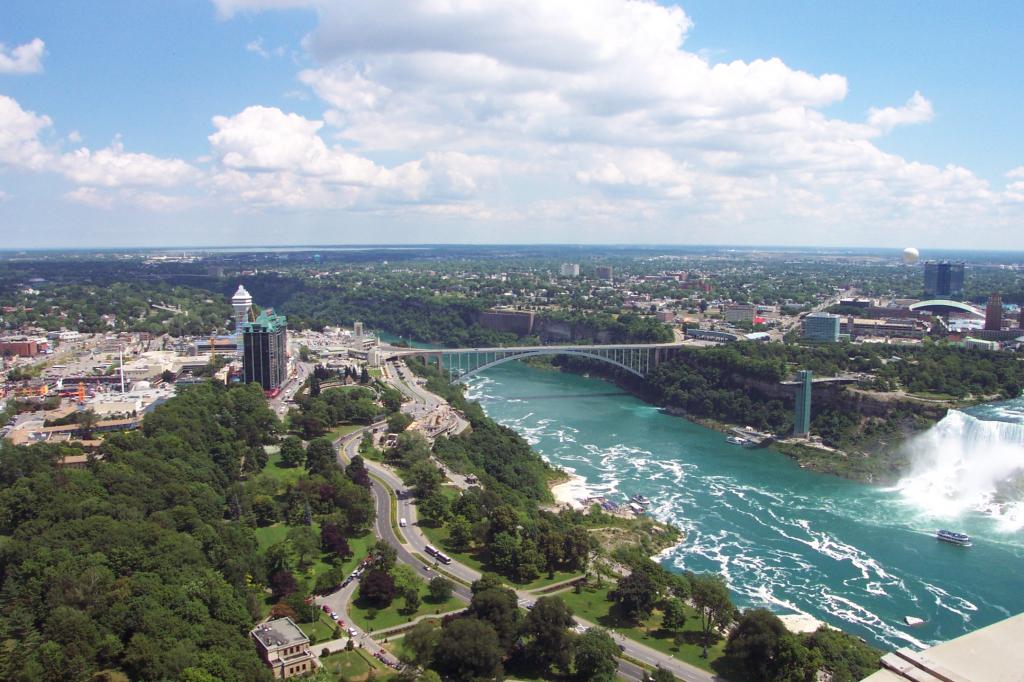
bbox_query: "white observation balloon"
[902,247,920,265]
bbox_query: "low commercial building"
[655,310,675,323]
[686,328,738,343]
[0,338,39,357]
[963,337,1000,351]
[840,317,924,339]
[802,312,841,342]
[251,618,317,679]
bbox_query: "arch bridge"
[384,343,686,383]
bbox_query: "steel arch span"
[388,343,685,383]
[453,348,644,382]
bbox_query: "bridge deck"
[384,342,686,354]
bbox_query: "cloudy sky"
[1,1,1022,249]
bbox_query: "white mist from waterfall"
[897,406,1024,531]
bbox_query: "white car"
[399,518,407,527]
[348,627,358,637]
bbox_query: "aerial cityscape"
[2,2,1023,682]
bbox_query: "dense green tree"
[0,383,278,682]
[489,531,521,577]
[611,569,659,622]
[345,454,371,487]
[279,435,305,468]
[524,596,576,673]
[772,634,823,682]
[304,437,336,477]
[573,628,619,682]
[428,576,454,602]
[408,459,444,499]
[447,515,473,551]
[401,586,421,615]
[287,525,319,568]
[725,608,788,680]
[401,620,441,667]
[417,489,451,525]
[644,667,677,682]
[358,569,397,607]
[691,574,735,658]
[369,539,397,571]
[319,522,351,559]
[387,411,413,433]
[469,584,522,650]
[661,597,688,633]
[433,618,503,681]
[804,627,881,681]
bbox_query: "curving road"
[330,385,719,682]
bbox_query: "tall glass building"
[802,312,840,342]
[242,310,288,393]
[923,261,965,299]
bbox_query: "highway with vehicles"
[321,368,721,682]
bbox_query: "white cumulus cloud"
[867,91,934,133]
[0,94,198,208]
[0,38,45,74]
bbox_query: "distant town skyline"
[1,1,1023,249]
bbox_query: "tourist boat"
[726,436,749,446]
[904,616,925,627]
[936,530,972,547]
[630,494,651,508]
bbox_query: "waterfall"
[897,402,1024,531]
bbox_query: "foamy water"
[896,406,1024,531]
[466,367,1024,651]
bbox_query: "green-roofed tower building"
[242,310,288,393]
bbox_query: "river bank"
[541,354,943,484]
[464,362,1024,652]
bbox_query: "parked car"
[321,605,332,613]
[399,518,407,527]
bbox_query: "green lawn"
[328,423,365,440]
[255,523,374,590]
[321,650,372,678]
[258,451,307,485]
[348,583,463,633]
[254,523,302,552]
[299,613,340,644]
[557,583,726,672]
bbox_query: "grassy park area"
[557,582,726,672]
[348,582,463,632]
[417,521,580,591]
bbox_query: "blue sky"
[1,0,1022,248]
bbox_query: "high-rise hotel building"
[243,310,288,393]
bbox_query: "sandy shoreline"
[778,613,829,634]
[549,471,592,510]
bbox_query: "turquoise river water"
[462,362,1024,652]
